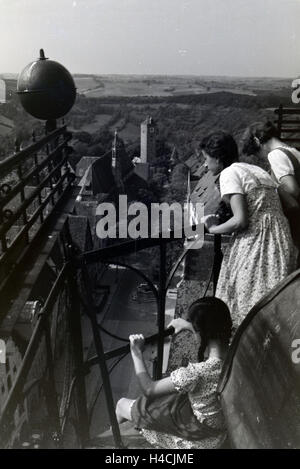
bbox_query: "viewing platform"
[0,49,299,449]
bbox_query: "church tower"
[140,116,157,164]
[112,131,125,193]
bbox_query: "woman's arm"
[130,334,176,398]
[279,175,300,201]
[206,194,248,235]
[268,150,300,200]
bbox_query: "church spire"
[112,130,125,192]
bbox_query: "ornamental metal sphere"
[17,49,76,120]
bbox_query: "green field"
[74,74,292,98]
[80,113,112,133]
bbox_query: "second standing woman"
[201,131,297,329]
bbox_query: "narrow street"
[82,264,176,439]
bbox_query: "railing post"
[0,204,7,253]
[62,144,72,185]
[67,264,90,448]
[44,318,63,447]
[80,264,124,449]
[14,140,28,237]
[277,104,283,138]
[17,164,28,225]
[213,234,223,294]
[32,131,44,224]
[155,241,167,380]
[45,121,56,206]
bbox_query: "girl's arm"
[167,317,195,335]
[130,334,176,398]
[205,194,248,235]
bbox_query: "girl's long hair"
[187,297,232,362]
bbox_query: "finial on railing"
[39,49,47,60]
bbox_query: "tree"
[75,131,92,144]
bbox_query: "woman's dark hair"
[200,131,239,168]
[241,121,280,156]
[187,297,232,362]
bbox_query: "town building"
[140,116,157,164]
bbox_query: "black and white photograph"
[0,0,300,454]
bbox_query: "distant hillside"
[0,74,18,80]
[74,74,292,99]
[0,73,295,168]
[67,90,283,163]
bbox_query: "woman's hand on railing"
[167,318,194,335]
[201,214,220,233]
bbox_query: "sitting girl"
[115,297,232,449]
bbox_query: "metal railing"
[72,231,222,448]
[275,105,300,149]
[0,225,222,448]
[0,125,74,288]
[0,126,223,448]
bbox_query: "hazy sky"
[0,0,299,77]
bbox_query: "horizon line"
[0,72,296,81]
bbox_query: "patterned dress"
[215,162,297,329]
[131,357,227,449]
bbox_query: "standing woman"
[201,131,297,329]
[241,121,300,249]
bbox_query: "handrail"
[74,228,214,266]
[85,326,175,370]
[0,263,70,447]
[274,107,300,115]
[0,156,69,237]
[0,126,68,176]
[0,136,71,211]
[0,125,73,288]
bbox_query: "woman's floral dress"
[215,162,297,328]
[131,356,227,449]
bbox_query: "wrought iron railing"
[73,232,222,448]
[0,125,74,289]
[0,223,222,448]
